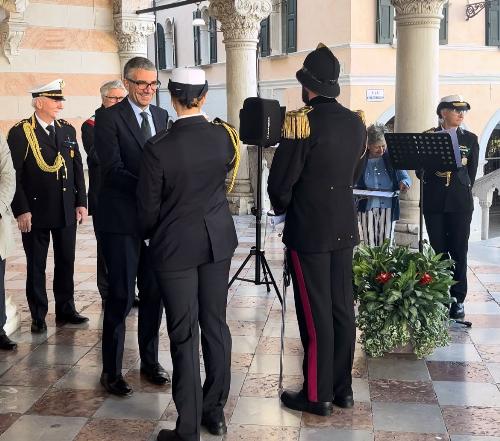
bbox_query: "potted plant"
[353,242,455,359]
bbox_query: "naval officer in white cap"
[6,79,89,333]
[420,94,479,320]
[137,67,240,441]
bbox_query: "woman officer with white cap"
[136,67,239,441]
[421,95,479,320]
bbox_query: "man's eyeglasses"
[105,96,126,101]
[126,78,162,90]
[450,109,468,115]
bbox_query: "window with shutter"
[439,2,449,45]
[172,18,178,68]
[486,0,500,46]
[165,19,175,69]
[259,17,270,57]
[209,17,218,64]
[283,0,297,53]
[193,11,201,66]
[157,23,166,70]
[376,0,394,44]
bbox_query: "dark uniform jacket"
[93,98,168,235]
[81,106,103,216]
[268,97,367,253]
[420,127,479,214]
[7,115,87,229]
[137,115,238,272]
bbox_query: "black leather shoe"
[450,302,465,319]
[133,296,140,307]
[280,390,333,416]
[0,334,17,350]
[56,312,89,325]
[100,373,133,396]
[201,415,227,436]
[157,429,182,441]
[140,362,170,385]
[31,319,47,333]
[333,394,354,408]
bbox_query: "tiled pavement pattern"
[1,216,500,441]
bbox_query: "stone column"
[113,0,155,72]
[209,0,272,215]
[479,196,492,241]
[391,0,446,247]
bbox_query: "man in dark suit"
[268,44,366,416]
[81,80,128,305]
[7,79,89,333]
[94,57,169,395]
[421,95,479,319]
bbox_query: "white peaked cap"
[171,67,206,85]
[30,79,65,94]
[439,94,466,104]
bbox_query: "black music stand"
[385,132,471,328]
[385,132,458,252]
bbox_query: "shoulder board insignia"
[211,117,234,129]
[149,128,170,145]
[282,106,313,140]
[14,118,30,127]
[57,119,73,127]
[423,127,436,133]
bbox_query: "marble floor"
[1,216,500,441]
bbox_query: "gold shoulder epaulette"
[355,109,366,125]
[282,106,313,140]
[423,127,435,133]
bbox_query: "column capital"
[0,0,29,63]
[391,0,446,16]
[209,0,272,41]
[113,11,155,69]
[0,0,28,13]
[391,0,445,28]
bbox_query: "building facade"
[0,0,123,138]
[149,0,500,240]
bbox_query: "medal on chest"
[459,145,470,166]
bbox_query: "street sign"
[366,89,385,102]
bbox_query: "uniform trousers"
[0,259,6,331]
[100,233,163,377]
[424,211,472,303]
[155,259,232,441]
[21,224,77,321]
[287,247,355,403]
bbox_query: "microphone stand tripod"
[228,144,282,306]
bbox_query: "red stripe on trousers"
[290,249,318,402]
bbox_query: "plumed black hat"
[296,43,340,98]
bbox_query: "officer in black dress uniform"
[421,95,479,319]
[136,67,239,441]
[7,79,89,333]
[268,44,367,416]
